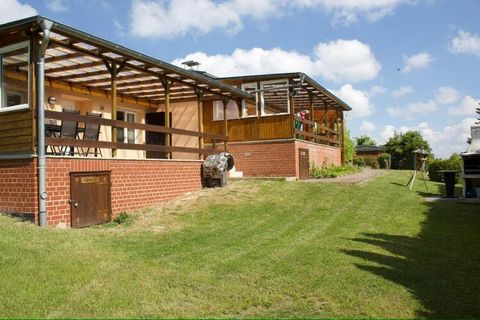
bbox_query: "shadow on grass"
[342,200,480,318]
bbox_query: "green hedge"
[310,164,360,178]
[428,158,461,183]
[378,153,391,169]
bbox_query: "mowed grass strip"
[0,171,479,318]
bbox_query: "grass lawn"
[0,170,479,318]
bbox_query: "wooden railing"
[42,110,227,157]
[294,115,341,146]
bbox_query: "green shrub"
[113,211,130,225]
[353,157,365,167]
[378,153,391,169]
[363,158,379,169]
[428,157,461,183]
[310,163,360,178]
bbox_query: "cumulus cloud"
[172,40,381,83]
[369,85,386,96]
[360,120,376,132]
[313,39,381,82]
[130,0,415,38]
[293,0,414,26]
[448,95,479,117]
[331,84,374,119]
[391,85,413,98]
[377,119,476,158]
[130,0,282,38]
[449,30,480,57]
[0,0,36,24]
[386,99,437,120]
[46,0,68,12]
[435,86,460,105]
[379,125,396,144]
[402,52,433,73]
[407,99,438,114]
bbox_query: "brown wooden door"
[299,148,309,180]
[70,172,111,228]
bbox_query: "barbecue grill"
[461,125,480,198]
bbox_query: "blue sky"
[2,0,479,157]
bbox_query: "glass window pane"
[1,44,29,109]
[241,83,257,117]
[261,80,289,115]
[117,127,124,143]
[213,100,239,120]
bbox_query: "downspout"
[37,19,53,227]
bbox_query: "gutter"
[37,18,53,227]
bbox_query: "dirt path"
[307,168,387,184]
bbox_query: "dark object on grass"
[202,152,234,188]
[438,170,459,198]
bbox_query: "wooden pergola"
[0,16,254,156]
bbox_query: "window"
[260,79,289,116]
[213,100,239,120]
[0,42,30,112]
[241,82,258,117]
[116,110,136,143]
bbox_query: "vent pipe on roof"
[37,19,53,227]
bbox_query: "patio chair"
[81,112,103,157]
[57,109,79,156]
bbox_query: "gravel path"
[307,168,387,184]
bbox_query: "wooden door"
[70,172,111,228]
[299,148,309,180]
[145,112,172,159]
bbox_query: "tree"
[355,135,376,146]
[343,128,355,164]
[385,131,431,169]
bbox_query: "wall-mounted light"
[47,96,57,105]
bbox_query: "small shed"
[355,145,387,161]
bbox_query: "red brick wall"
[45,158,203,227]
[0,159,37,218]
[228,139,342,178]
[228,140,297,177]
[295,140,342,177]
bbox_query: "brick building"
[0,16,351,228]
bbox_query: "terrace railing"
[294,115,341,146]
[42,110,227,158]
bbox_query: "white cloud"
[402,52,433,73]
[369,85,386,96]
[435,86,460,105]
[0,0,36,24]
[379,125,396,144]
[332,84,374,119]
[172,39,381,83]
[391,85,413,98]
[46,0,68,12]
[377,120,476,158]
[130,0,415,38]
[295,0,414,26]
[360,120,376,132]
[407,99,437,114]
[386,99,437,121]
[130,0,279,38]
[313,39,381,82]
[449,30,480,57]
[448,95,479,117]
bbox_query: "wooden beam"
[46,59,104,74]
[222,98,229,150]
[196,88,204,160]
[49,37,233,101]
[160,78,172,159]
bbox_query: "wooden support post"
[222,98,229,151]
[309,92,315,142]
[160,78,172,159]
[195,89,204,160]
[340,112,345,165]
[290,88,296,138]
[105,61,125,157]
